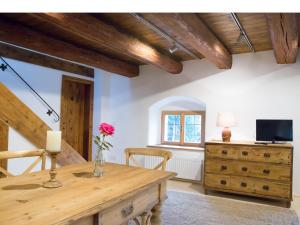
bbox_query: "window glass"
[184,115,201,143]
[164,114,181,142]
[161,111,205,147]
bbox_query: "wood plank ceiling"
[0,13,298,77]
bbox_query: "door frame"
[61,75,94,161]
[0,120,9,170]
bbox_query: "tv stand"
[254,141,288,145]
[254,141,269,145]
[204,141,293,207]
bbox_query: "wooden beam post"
[0,42,94,78]
[0,18,139,77]
[28,13,183,74]
[266,13,298,64]
[142,13,232,69]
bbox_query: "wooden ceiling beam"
[266,13,298,64]
[0,42,94,78]
[28,13,183,74]
[0,18,139,77]
[142,13,232,69]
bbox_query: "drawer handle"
[222,150,228,155]
[263,185,269,191]
[121,205,134,218]
[241,182,247,187]
[242,151,248,156]
[241,167,248,172]
[221,165,227,171]
[220,180,227,185]
[263,169,270,174]
[264,153,271,158]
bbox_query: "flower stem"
[100,134,106,151]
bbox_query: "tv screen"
[256,120,293,142]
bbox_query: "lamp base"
[43,180,62,188]
[222,127,231,142]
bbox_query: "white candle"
[46,131,62,152]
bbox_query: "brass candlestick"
[43,151,62,188]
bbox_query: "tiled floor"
[167,180,300,218]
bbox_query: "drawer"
[237,147,291,164]
[205,159,291,181]
[98,185,159,225]
[254,179,290,199]
[206,144,292,164]
[206,145,239,160]
[204,174,290,199]
[205,173,255,193]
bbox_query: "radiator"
[144,156,202,182]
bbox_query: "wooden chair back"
[125,148,172,171]
[0,149,46,178]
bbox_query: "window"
[161,111,205,147]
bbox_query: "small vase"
[93,150,105,177]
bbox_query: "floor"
[167,180,300,218]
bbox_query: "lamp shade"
[216,112,236,127]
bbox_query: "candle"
[46,131,62,152]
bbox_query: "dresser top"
[206,140,293,148]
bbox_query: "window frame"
[161,110,206,148]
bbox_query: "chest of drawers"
[204,141,293,207]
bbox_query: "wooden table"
[0,162,175,225]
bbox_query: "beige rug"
[158,191,299,225]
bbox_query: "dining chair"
[125,148,172,225]
[0,149,46,178]
[125,148,172,171]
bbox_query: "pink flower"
[99,123,115,136]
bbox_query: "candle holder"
[43,151,62,188]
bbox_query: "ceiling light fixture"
[169,43,178,54]
[237,32,246,44]
[130,13,200,59]
[230,13,255,52]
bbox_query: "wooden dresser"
[204,141,293,207]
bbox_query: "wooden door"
[0,120,8,170]
[61,76,93,161]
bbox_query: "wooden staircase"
[0,82,86,166]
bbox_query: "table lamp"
[43,130,62,188]
[216,112,236,142]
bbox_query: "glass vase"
[93,150,105,177]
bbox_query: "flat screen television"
[256,119,293,143]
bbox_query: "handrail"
[0,56,60,122]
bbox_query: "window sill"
[147,144,204,152]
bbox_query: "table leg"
[141,211,152,225]
[132,211,152,225]
[150,202,162,225]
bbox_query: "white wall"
[100,50,300,195]
[0,58,99,174]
